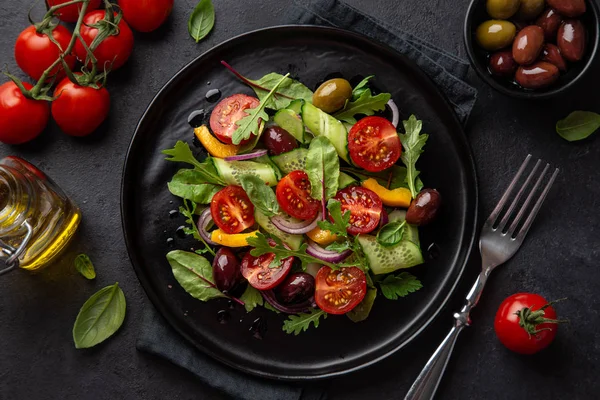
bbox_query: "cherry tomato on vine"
[118,0,174,32]
[494,293,563,355]
[14,25,76,81]
[46,0,102,23]
[74,10,134,71]
[52,75,110,137]
[0,82,49,145]
[315,266,366,314]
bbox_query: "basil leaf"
[282,308,327,335]
[249,73,313,110]
[72,283,126,349]
[168,169,221,204]
[377,221,406,247]
[347,287,377,322]
[334,89,391,124]
[379,272,422,300]
[351,75,374,100]
[188,0,215,43]
[556,111,600,141]
[239,285,263,312]
[166,250,225,301]
[305,136,340,201]
[74,254,96,280]
[398,115,429,198]
[232,73,289,144]
[163,141,226,186]
[238,174,279,217]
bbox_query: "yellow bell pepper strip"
[194,125,240,158]
[361,178,412,208]
[211,229,258,247]
[306,226,338,246]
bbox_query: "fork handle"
[404,272,490,400]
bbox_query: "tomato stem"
[516,298,569,338]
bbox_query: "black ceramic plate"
[121,26,477,381]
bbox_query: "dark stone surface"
[1,0,599,399]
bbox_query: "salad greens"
[282,308,328,335]
[163,141,226,186]
[377,221,407,247]
[378,272,422,300]
[334,87,391,124]
[240,285,264,313]
[399,115,429,198]
[168,169,221,204]
[305,136,340,208]
[179,199,215,256]
[350,75,374,100]
[238,174,280,217]
[167,250,226,301]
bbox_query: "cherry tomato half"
[241,245,293,291]
[210,185,255,234]
[14,25,76,81]
[315,266,366,314]
[74,10,134,71]
[333,186,382,235]
[348,116,401,172]
[47,0,102,22]
[52,75,110,137]
[0,82,49,145]
[119,0,174,32]
[209,94,259,145]
[494,293,561,355]
[276,170,320,221]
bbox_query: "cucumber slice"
[254,210,303,250]
[273,109,305,143]
[255,154,282,181]
[301,102,350,163]
[338,172,357,189]
[387,210,420,246]
[271,148,308,174]
[212,158,278,187]
[286,99,304,115]
[357,235,423,275]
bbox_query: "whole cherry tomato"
[14,25,76,81]
[46,0,102,23]
[118,0,174,32]
[0,82,49,145]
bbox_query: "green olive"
[475,20,517,51]
[486,0,520,19]
[312,78,352,113]
[515,0,545,20]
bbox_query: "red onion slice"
[224,149,268,162]
[306,241,352,263]
[387,99,399,128]
[379,209,389,228]
[197,208,218,246]
[261,290,316,314]
[271,213,320,235]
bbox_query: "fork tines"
[486,154,559,240]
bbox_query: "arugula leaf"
[238,174,279,217]
[249,73,314,110]
[325,241,351,252]
[74,254,96,280]
[398,115,429,198]
[188,0,215,43]
[264,301,280,314]
[167,250,225,301]
[377,221,406,247]
[351,75,374,100]
[347,287,377,322]
[179,199,215,256]
[379,272,422,300]
[282,308,327,335]
[341,165,409,190]
[556,111,600,141]
[163,141,226,186]
[168,169,221,204]
[232,73,290,144]
[239,285,263,312]
[334,89,391,124]
[305,136,340,206]
[317,200,351,238]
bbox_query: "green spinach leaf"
[282,308,327,335]
[377,221,406,247]
[238,174,279,217]
[398,115,428,198]
[163,141,226,186]
[556,111,600,141]
[167,250,225,301]
[239,285,263,313]
[379,272,422,300]
[72,283,126,349]
[74,254,96,280]
[188,0,215,43]
[346,287,377,322]
[305,136,340,202]
[334,89,391,124]
[168,169,221,204]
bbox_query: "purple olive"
[261,126,298,155]
[276,272,315,304]
[212,247,243,293]
[406,188,442,226]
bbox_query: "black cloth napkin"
[137,1,478,399]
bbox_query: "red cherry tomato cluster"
[0,0,174,145]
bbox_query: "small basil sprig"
[377,221,406,247]
[238,174,279,217]
[73,283,126,349]
[74,254,96,280]
[556,111,600,141]
[188,0,215,43]
[305,136,340,214]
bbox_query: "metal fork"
[404,155,559,400]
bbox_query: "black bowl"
[464,0,599,99]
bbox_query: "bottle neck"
[0,165,34,236]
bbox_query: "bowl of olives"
[464,0,599,98]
